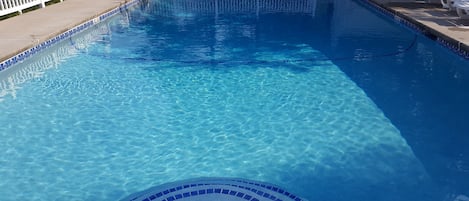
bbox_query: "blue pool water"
[0,0,468,200]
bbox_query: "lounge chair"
[441,0,456,10]
[454,0,469,18]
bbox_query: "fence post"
[40,0,45,8]
[256,0,259,17]
[215,0,218,17]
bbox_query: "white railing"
[0,0,62,17]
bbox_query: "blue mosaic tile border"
[147,187,266,201]
[231,179,301,200]
[357,0,469,60]
[136,180,302,201]
[0,0,140,72]
[437,37,469,59]
[356,0,426,33]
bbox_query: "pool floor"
[1,0,468,200]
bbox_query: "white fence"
[0,0,62,17]
[155,0,317,16]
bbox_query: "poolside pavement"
[0,0,128,62]
[372,0,469,57]
[0,0,468,63]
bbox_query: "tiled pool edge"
[0,0,140,73]
[358,0,469,60]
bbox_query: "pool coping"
[360,0,469,59]
[0,0,468,73]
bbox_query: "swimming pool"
[0,0,468,200]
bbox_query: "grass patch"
[46,0,63,6]
[0,12,19,21]
[23,5,41,14]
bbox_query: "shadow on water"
[332,41,469,200]
[324,0,469,200]
[272,166,440,201]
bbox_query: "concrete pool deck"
[371,0,469,58]
[0,0,468,64]
[0,0,130,63]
